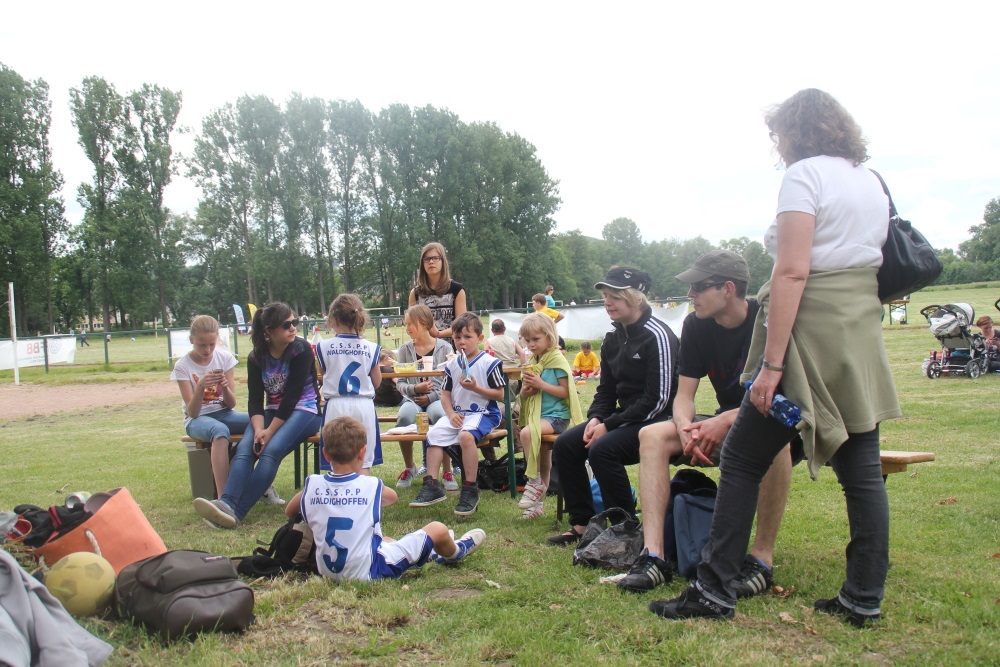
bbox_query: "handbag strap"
[869,169,899,219]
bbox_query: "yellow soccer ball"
[45,552,115,617]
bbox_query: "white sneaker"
[396,467,419,488]
[518,478,547,509]
[436,528,487,564]
[194,498,237,529]
[415,465,427,476]
[442,470,459,491]
[261,485,286,505]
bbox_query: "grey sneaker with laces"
[409,478,447,507]
[454,484,480,516]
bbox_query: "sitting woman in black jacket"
[547,267,679,545]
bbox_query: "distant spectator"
[532,293,565,351]
[485,319,527,365]
[374,350,404,407]
[975,316,1000,371]
[572,341,600,378]
[544,285,556,308]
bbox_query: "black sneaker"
[617,548,673,592]
[814,597,881,628]
[454,484,480,516]
[731,554,774,598]
[649,585,735,620]
[409,478,447,507]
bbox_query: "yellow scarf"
[517,348,584,478]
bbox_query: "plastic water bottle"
[744,381,802,428]
[458,350,471,382]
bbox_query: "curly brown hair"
[766,88,869,167]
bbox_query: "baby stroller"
[920,303,994,379]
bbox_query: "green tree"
[601,217,644,265]
[70,76,126,333]
[190,102,263,305]
[329,99,373,294]
[959,198,1000,265]
[116,83,183,326]
[0,64,67,335]
[718,237,774,294]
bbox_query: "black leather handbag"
[871,170,943,304]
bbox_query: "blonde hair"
[602,286,650,309]
[415,242,453,296]
[322,416,368,465]
[766,88,869,167]
[404,304,435,331]
[519,313,559,353]
[189,315,220,337]
[327,294,368,336]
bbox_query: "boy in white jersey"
[288,416,486,581]
[410,313,507,515]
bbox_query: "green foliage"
[0,62,67,336]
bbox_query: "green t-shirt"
[540,368,570,419]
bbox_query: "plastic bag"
[572,507,643,571]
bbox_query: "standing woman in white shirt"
[651,89,901,627]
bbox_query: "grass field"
[1,287,999,666]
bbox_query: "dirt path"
[0,381,177,421]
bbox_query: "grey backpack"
[116,549,255,640]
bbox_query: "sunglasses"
[278,319,300,330]
[689,281,728,293]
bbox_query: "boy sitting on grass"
[572,341,600,379]
[288,416,486,581]
[410,312,507,515]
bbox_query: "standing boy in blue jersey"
[287,416,486,581]
[410,312,507,515]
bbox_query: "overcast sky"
[4,1,999,251]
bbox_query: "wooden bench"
[879,450,935,475]
[551,444,936,524]
[181,421,511,498]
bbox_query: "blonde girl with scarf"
[517,314,584,519]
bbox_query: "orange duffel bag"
[33,487,167,575]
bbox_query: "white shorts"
[372,529,433,579]
[426,412,501,447]
[322,396,382,468]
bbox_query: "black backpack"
[476,454,528,493]
[116,550,255,640]
[236,515,318,578]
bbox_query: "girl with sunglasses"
[194,302,321,529]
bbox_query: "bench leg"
[187,446,217,500]
[294,444,302,489]
[556,484,564,523]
